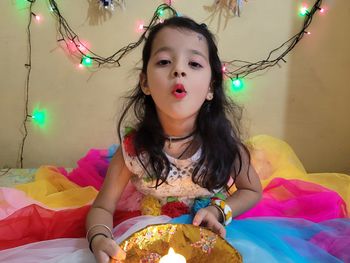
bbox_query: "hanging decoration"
[46,0,325,84]
[222,0,324,90]
[99,0,126,11]
[49,1,177,68]
[17,0,325,168]
[214,0,247,16]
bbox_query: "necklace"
[165,131,196,149]
[176,138,195,159]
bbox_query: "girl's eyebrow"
[153,47,208,62]
[190,49,208,62]
[153,46,172,56]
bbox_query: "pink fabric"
[237,178,348,222]
[310,219,350,262]
[66,148,109,190]
[0,188,48,220]
[63,146,348,221]
[65,146,143,211]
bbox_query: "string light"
[222,64,227,73]
[77,43,88,53]
[136,21,146,33]
[28,108,47,127]
[45,0,324,78]
[19,0,36,168]
[317,6,325,13]
[223,0,324,81]
[46,1,177,68]
[80,55,93,67]
[231,78,244,92]
[300,6,310,16]
[17,0,325,168]
[164,0,172,6]
[31,12,41,21]
[157,8,164,17]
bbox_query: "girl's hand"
[192,206,226,238]
[90,235,126,263]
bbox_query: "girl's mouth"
[172,84,187,99]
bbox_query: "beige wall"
[0,0,349,173]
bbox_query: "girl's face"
[141,27,212,125]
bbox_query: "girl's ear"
[140,73,151,95]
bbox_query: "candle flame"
[160,247,186,263]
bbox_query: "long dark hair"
[118,16,249,192]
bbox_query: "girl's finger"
[95,251,110,263]
[212,220,226,238]
[104,240,126,261]
[193,209,207,226]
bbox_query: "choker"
[165,131,196,148]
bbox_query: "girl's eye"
[157,60,171,66]
[189,61,202,68]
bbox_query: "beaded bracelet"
[89,233,108,253]
[211,198,233,226]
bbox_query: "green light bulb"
[32,108,46,127]
[157,8,164,17]
[81,56,92,67]
[300,7,309,16]
[231,78,244,91]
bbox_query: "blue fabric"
[107,144,118,161]
[170,215,349,263]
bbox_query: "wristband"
[211,198,232,226]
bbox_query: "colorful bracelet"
[211,198,233,226]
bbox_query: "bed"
[0,135,349,262]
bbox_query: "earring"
[141,80,151,95]
[142,88,151,95]
[206,92,213,101]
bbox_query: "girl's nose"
[173,70,186,77]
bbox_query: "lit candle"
[159,247,186,263]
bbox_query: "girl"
[86,16,262,262]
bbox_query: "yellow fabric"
[15,166,98,208]
[247,135,350,210]
[13,135,349,212]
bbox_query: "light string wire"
[49,1,177,67]
[18,0,36,168]
[223,0,323,81]
[16,0,322,168]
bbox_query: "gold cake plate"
[112,223,242,263]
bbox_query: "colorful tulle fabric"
[15,166,98,208]
[237,177,347,221]
[0,202,140,250]
[0,135,349,262]
[171,215,350,263]
[247,135,350,207]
